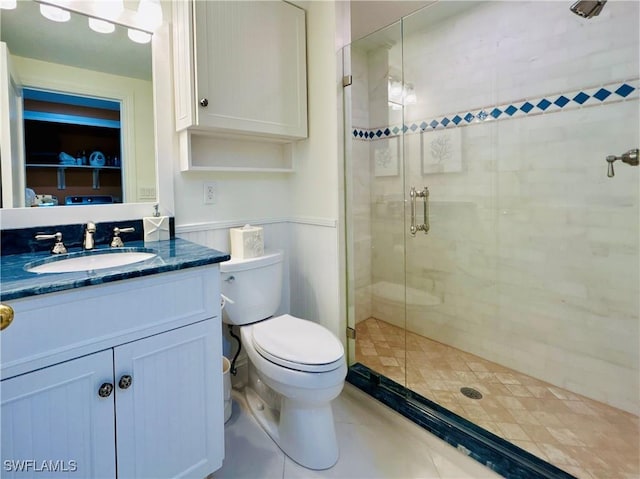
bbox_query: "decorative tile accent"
[351,79,638,141]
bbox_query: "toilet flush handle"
[224,275,235,283]
[220,294,235,310]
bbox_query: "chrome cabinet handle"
[98,383,114,398]
[0,304,14,331]
[199,98,209,107]
[409,186,430,236]
[118,375,132,390]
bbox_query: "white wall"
[174,1,344,344]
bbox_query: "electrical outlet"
[203,181,217,205]
[138,186,156,200]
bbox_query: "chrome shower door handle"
[409,186,430,236]
[422,186,430,235]
[410,187,418,236]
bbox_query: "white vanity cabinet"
[1,350,117,477]
[173,0,307,141]
[1,266,223,479]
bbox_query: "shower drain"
[460,387,483,400]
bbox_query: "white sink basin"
[26,249,157,274]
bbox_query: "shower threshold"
[347,363,576,479]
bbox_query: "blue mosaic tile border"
[347,363,577,479]
[352,79,639,140]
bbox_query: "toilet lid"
[251,314,344,373]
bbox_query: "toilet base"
[245,385,339,470]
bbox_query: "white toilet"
[220,250,347,470]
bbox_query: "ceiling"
[0,0,151,81]
[350,0,434,42]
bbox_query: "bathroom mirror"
[0,0,156,209]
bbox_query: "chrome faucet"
[83,222,97,250]
[110,226,136,248]
[35,232,67,254]
[606,148,639,177]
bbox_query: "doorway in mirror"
[23,88,123,207]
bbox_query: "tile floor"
[356,317,640,479]
[215,383,503,478]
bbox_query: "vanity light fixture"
[40,3,70,22]
[88,0,123,34]
[0,0,17,10]
[388,77,417,110]
[89,18,115,33]
[136,0,162,31]
[127,28,152,44]
[34,0,162,42]
[126,0,161,43]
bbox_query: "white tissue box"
[230,224,264,259]
[143,216,170,242]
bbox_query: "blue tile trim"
[346,363,577,479]
[351,79,638,141]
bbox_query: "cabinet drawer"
[1,267,219,379]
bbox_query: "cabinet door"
[194,1,307,139]
[115,320,223,479]
[1,350,116,478]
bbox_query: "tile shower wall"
[352,1,639,413]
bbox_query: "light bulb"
[389,81,403,98]
[89,18,115,34]
[128,28,152,44]
[0,0,17,10]
[40,4,70,22]
[404,84,417,104]
[95,0,123,18]
[136,0,163,31]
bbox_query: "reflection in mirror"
[0,0,156,209]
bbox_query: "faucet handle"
[111,227,135,248]
[606,155,617,177]
[35,232,67,254]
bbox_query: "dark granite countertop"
[1,238,230,301]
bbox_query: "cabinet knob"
[118,375,133,390]
[199,98,209,107]
[0,304,14,331]
[98,382,114,398]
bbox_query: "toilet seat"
[251,314,344,373]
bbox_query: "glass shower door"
[400,2,500,411]
[344,21,409,389]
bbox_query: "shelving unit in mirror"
[23,89,123,205]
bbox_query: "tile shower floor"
[356,317,640,479]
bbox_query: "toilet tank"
[219,250,283,325]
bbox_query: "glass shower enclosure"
[343,2,639,478]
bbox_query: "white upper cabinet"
[173,1,308,141]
